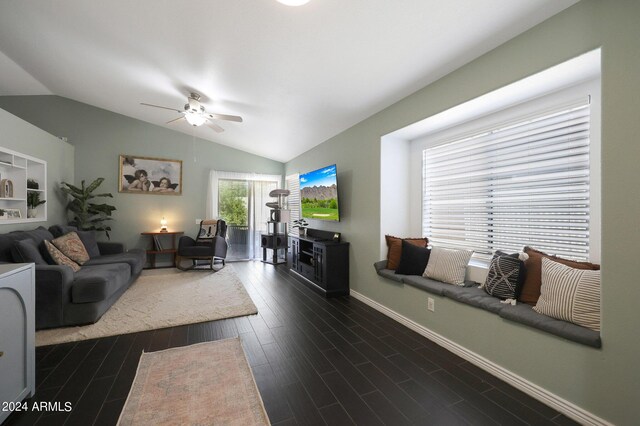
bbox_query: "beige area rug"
[117,338,270,426]
[36,265,257,347]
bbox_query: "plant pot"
[27,208,37,218]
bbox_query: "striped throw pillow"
[423,247,472,286]
[533,257,601,331]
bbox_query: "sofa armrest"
[35,264,75,330]
[98,241,125,255]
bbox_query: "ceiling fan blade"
[207,122,225,133]
[140,103,183,113]
[166,116,185,125]
[207,112,243,123]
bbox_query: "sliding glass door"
[208,171,281,261]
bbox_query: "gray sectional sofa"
[0,225,145,330]
[374,260,601,348]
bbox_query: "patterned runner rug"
[118,338,270,425]
[36,265,257,346]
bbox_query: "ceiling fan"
[141,92,243,132]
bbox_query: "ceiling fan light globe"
[185,112,206,126]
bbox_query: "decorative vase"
[301,228,307,237]
[27,208,37,218]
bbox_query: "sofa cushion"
[424,247,472,285]
[72,263,131,303]
[519,246,600,305]
[396,240,431,275]
[49,225,78,238]
[0,227,54,262]
[533,258,601,331]
[499,303,601,348]
[83,249,146,276]
[44,240,81,272]
[52,232,91,265]
[76,230,101,258]
[385,235,429,270]
[13,226,55,245]
[11,238,47,264]
[483,251,525,300]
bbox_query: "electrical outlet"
[427,297,435,312]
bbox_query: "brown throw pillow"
[44,240,81,272]
[518,246,600,305]
[385,235,429,270]
[51,231,91,265]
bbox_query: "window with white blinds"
[422,101,591,261]
[285,173,300,236]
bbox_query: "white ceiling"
[0,0,578,162]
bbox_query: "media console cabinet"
[290,228,349,297]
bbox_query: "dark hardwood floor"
[5,261,579,426]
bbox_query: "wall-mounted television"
[299,164,339,221]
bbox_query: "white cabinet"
[0,263,35,424]
[0,146,47,224]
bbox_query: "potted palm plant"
[27,191,46,218]
[61,178,116,238]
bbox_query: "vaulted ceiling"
[0,0,577,162]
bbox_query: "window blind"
[422,101,591,261]
[285,173,300,236]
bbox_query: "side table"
[141,231,183,268]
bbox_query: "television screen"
[299,164,339,221]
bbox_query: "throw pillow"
[533,257,601,331]
[483,251,527,300]
[44,240,81,272]
[51,232,91,265]
[519,246,600,305]
[75,230,100,258]
[11,238,47,264]
[385,235,429,270]
[423,247,473,285]
[395,240,431,275]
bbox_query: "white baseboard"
[349,289,611,426]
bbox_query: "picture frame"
[4,208,21,219]
[119,155,182,195]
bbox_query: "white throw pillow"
[533,257,601,331]
[423,247,473,285]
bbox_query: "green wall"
[0,96,284,254]
[286,1,639,424]
[0,108,74,230]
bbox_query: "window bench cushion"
[442,286,506,315]
[374,261,601,348]
[403,275,447,295]
[499,303,601,348]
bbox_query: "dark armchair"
[176,219,228,271]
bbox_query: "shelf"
[0,146,47,225]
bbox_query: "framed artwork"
[119,155,182,195]
[4,208,21,219]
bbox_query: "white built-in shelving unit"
[0,146,47,224]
